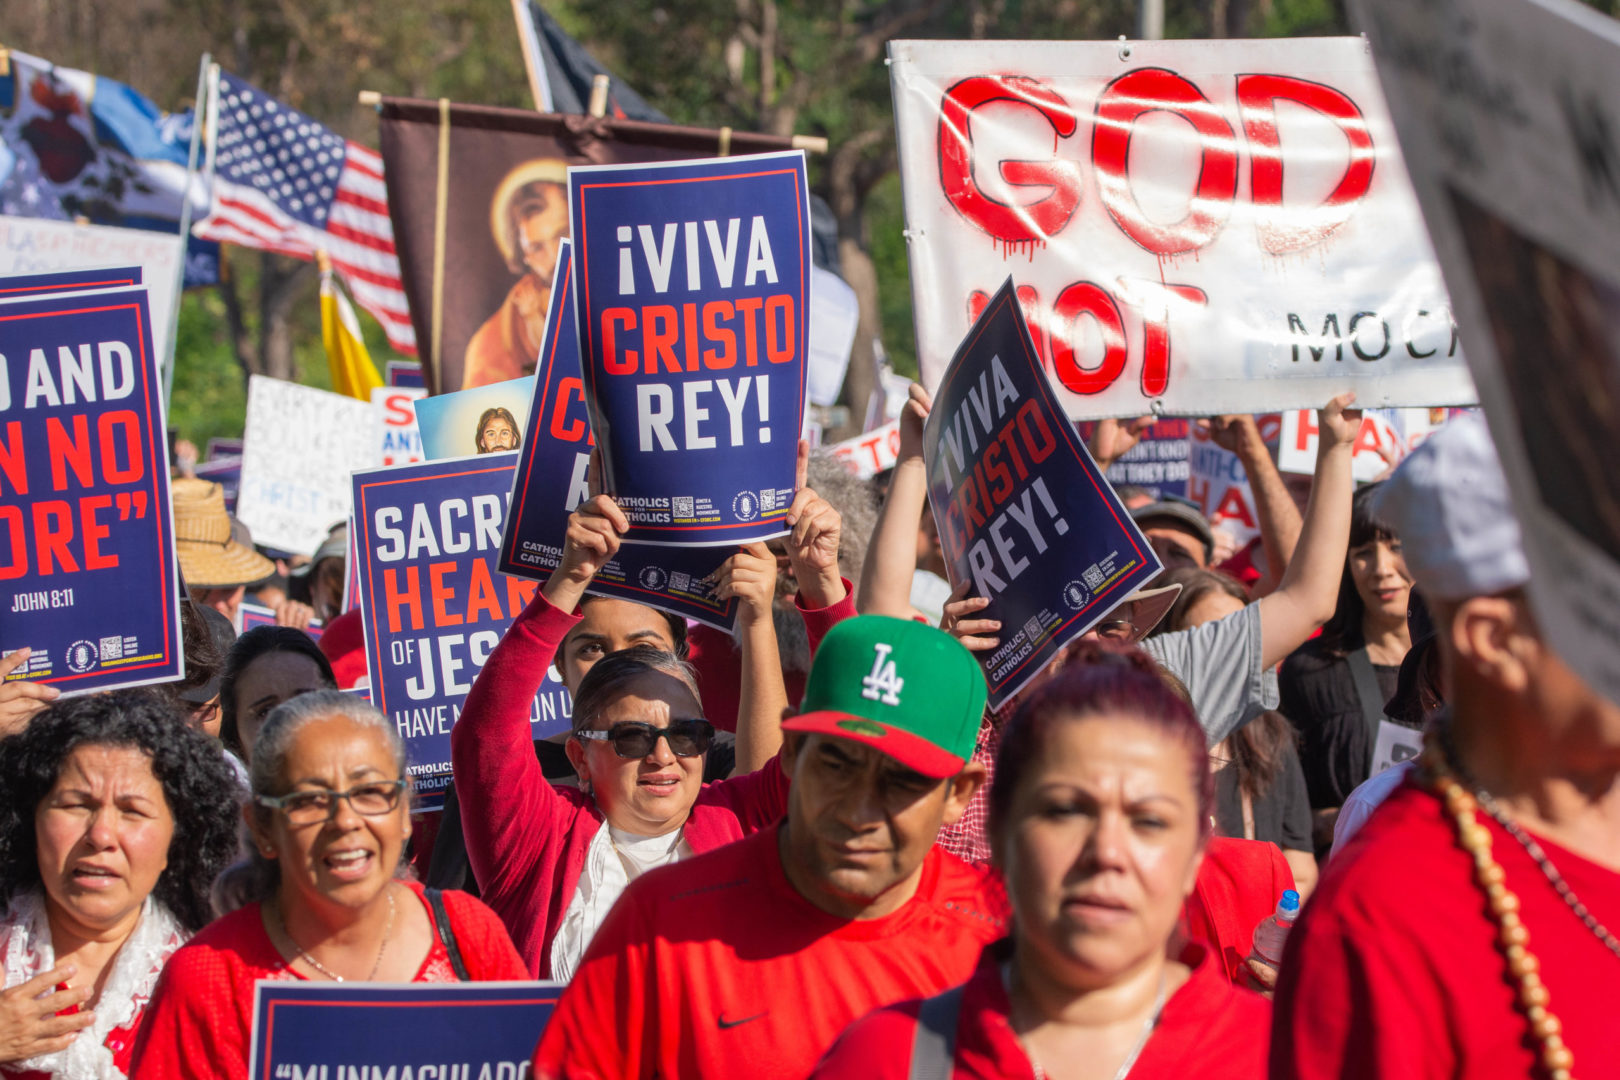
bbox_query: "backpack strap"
[1347,647,1389,743]
[908,983,966,1080]
[424,887,470,982]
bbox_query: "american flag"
[193,70,416,355]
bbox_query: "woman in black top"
[1279,482,1425,851]
[1153,566,1317,896]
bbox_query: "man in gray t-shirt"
[1092,398,1359,744]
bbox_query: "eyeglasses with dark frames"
[254,779,408,825]
[573,719,715,759]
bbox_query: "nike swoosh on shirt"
[717,1011,768,1030]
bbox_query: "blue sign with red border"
[499,240,738,632]
[569,151,810,547]
[352,455,570,809]
[0,282,182,694]
[923,279,1163,710]
[0,265,144,299]
[249,980,562,1080]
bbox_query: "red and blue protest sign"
[569,151,811,546]
[499,240,739,631]
[249,980,562,1080]
[0,281,183,694]
[923,279,1163,710]
[353,455,570,809]
[0,265,144,298]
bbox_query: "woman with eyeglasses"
[450,480,845,977]
[127,692,525,1080]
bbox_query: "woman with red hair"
[813,643,1269,1079]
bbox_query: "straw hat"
[172,478,276,588]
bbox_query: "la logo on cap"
[860,642,904,706]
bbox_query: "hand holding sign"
[550,492,631,615]
[1198,414,1264,456]
[940,580,1001,654]
[784,441,845,608]
[1089,416,1156,471]
[1318,392,1363,449]
[709,543,777,628]
[897,382,933,465]
[0,648,60,736]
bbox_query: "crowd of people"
[1,384,1617,1080]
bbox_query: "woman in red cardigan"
[452,473,855,977]
[128,692,527,1080]
[813,644,1270,1079]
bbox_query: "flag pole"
[510,0,552,111]
[162,52,210,414]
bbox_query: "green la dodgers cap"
[782,615,988,778]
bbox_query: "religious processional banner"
[888,37,1477,418]
[376,98,804,395]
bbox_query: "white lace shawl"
[0,890,187,1080]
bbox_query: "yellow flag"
[320,265,383,400]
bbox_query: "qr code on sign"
[1023,616,1043,643]
[672,497,694,517]
[99,636,124,661]
[670,572,690,592]
[1082,564,1107,590]
[760,489,777,512]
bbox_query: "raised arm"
[858,384,931,616]
[711,542,787,775]
[1256,394,1358,669]
[449,494,619,892]
[1204,414,1303,596]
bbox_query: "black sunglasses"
[574,719,715,759]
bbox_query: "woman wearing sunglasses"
[451,474,848,978]
[128,692,526,1080]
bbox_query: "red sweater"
[450,587,853,977]
[532,825,1010,1080]
[1272,781,1620,1079]
[127,883,526,1080]
[811,940,1269,1079]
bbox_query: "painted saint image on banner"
[462,157,569,389]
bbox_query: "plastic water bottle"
[1249,889,1302,965]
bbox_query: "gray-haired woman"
[128,692,525,1080]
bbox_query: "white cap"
[1369,413,1530,603]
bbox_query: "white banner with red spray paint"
[888,37,1477,419]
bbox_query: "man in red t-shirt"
[1273,415,1620,1079]
[532,615,1008,1080]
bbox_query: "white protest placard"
[237,376,375,556]
[0,215,182,369]
[1277,409,1405,482]
[808,265,860,407]
[827,419,901,480]
[1354,0,1620,706]
[371,385,427,467]
[1370,718,1424,776]
[1186,414,1282,552]
[888,37,1476,419]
